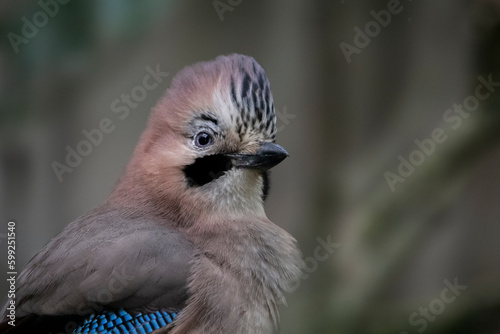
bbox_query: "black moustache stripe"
[183,154,233,187]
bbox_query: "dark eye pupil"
[195,132,212,147]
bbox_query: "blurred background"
[1,1,500,333]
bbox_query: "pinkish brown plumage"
[1,54,302,334]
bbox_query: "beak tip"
[227,142,289,171]
[257,142,289,170]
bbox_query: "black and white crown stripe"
[229,61,277,141]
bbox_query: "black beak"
[225,142,289,171]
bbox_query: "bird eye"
[194,132,213,148]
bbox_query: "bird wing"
[2,205,192,321]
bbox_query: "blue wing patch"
[74,309,177,334]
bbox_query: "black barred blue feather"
[74,309,177,334]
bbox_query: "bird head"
[114,54,287,221]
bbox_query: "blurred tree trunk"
[296,1,500,333]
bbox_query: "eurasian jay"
[0,54,302,334]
